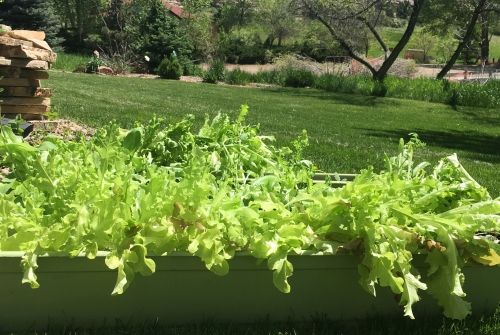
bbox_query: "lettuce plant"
[0,105,499,320]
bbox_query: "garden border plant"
[209,64,500,109]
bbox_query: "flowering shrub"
[86,50,105,73]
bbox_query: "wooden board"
[0,57,49,70]
[0,78,41,87]
[0,36,33,48]
[0,45,57,63]
[1,97,50,106]
[0,66,21,78]
[0,87,52,97]
[19,70,49,80]
[0,105,50,114]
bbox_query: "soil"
[24,120,95,146]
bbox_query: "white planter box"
[1,251,499,332]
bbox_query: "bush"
[218,28,265,64]
[203,58,226,84]
[284,68,316,88]
[86,53,105,73]
[179,57,204,77]
[157,56,183,80]
[225,68,252,85]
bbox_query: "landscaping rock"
[0,30,56,120]
[6,30,45,41]
[0,25,12,32]
[98,66,114,75]
[29,39,51,51]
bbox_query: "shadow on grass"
[358,128,500,163]
[453,107,500,127]
[264,88,402,107]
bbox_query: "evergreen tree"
[129,0,194,71]
[0,0,64,51]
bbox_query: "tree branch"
[375,0,425,81]
[302,0,378,76]
[356,15,390,59]
[436,0,487,79]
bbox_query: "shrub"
[157,56,183,80]
[218,28,265,64]
[225,68,252,85]
[86,52,105,73]
[203,58,226,84]
[284,68,316,88]
[179,57,204,77]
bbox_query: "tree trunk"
[302,1,377,77]
[436,0,487,80]
[374,0,425,81]
[481,14,489,63]
[76,0,83,42]
[301,0,424,81]
[239,4,245,26]
[65,0,75,29]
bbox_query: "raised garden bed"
[1,108,500,332]
[1,252,500,332]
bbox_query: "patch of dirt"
[25,120,95,146]
[180,76,203,83]
[115,73,160,79]
[0,120,96,179]
[200,63,274,74]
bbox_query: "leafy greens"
[0,105,499,320]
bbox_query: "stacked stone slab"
[0,26,57,120]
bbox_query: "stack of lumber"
[0,26,57,120]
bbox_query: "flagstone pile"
[0,25,57,120]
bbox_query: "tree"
[216,0,256,31]
[436,34,459,63]
[98,0,136,71]
[0,0,64,50]
[185,11,219,60]
[258,0,300,47]
[412,30,438,61]
[128,0,194,71]
[299,20,343,61]
[420,0,500,79]
[299,0,426,82]
[50,0,104,49]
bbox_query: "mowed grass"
[368,26,500,63]
[46,71,500,197]
[18,309,500,335]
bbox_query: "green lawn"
[368,26,500,63]
[490,35,500,61]
[20,310,500,335]
[46,71,500,198]
[367,26,445,60]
